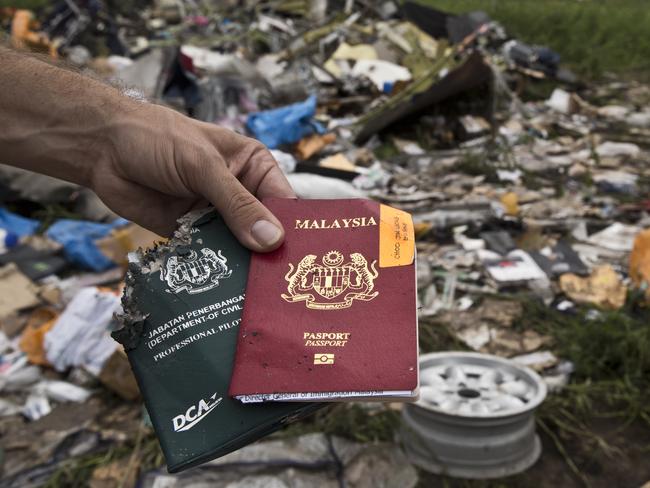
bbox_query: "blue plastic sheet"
[246,95,325,149]
[46,218,128,271]
[0,208,39,237]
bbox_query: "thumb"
[202,169,286,252]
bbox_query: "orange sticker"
[379,204,415,268]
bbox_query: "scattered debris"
[139,433,418,488]
[3,0,650,484]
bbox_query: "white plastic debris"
[454,227,485,251]
[351,59,411,90]
[586,223,641,252]
[511,351,558,370]
[596,105,629,119]
[496,169,522,184]
[270,149,297,174]
[592,170,638,192]
[455,324,491,351]
[0,364,42,392]
[459,115,490,137]
[628,112,650,127]
[324,42,378,78]
[478,249,547,284]
[106,55,134,71]
[180,45,259,79]
[0,398,21,417]
[419,284,438,317]
[34,380,93,403]
[456,296,474,311]
[0,330,10,353]
[545,88,575,114]
[23,393,51,421]
[256,54,287,83]
[393,138,425,155]
[595,141,641,159]
[286,173,365,199]
[353,162,391,190]
[66,45,91,66]
[556,300,574,311]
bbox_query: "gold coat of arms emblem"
[281,250,379,310]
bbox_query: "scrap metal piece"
[354,52,491,143]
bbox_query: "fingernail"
[251,220,282,248]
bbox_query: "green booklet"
[113,210,319,473]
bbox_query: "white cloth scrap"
[44,287,120,375]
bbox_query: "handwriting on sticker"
[379,204,414,268]
[391,216,411,260]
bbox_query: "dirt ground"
[417,417,650,488]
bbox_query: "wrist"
[92,90,154,185]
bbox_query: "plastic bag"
[46,218,128,271]
[246,95,325,149]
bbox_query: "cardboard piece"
[295,133,336,160]
[96,223,162,267]
[0,263,40,319]
[97,347,140,401]
[0,313,30,338]
[319,153,357,172]
[559,265,627,310]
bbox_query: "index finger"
[240,147,296,200]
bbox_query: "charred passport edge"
[112,208,214,350]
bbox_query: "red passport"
[229,198,418,402]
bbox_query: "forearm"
[0,47,137,187]
[0,47,292,250]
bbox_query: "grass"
[518,295,650,483]
[43,427,164,488]
[0,0,48,9]
[280,403,402,443]
[417,0,650,80]
[519,296,650,387]
[420,292,650,432]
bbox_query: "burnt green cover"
[113,211,318,473]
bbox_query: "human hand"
[0,49,292,251]
[93,102,295,252]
